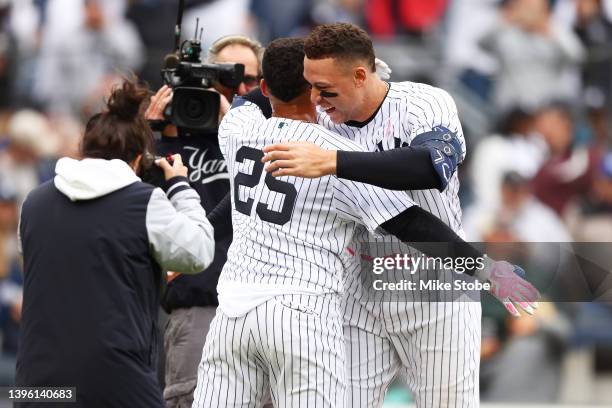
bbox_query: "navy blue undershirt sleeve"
[381,206,483,276]
[336,147,442,191]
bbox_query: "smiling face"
[303,23,378,124]
[303,56,368,124]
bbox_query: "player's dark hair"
[262,37,310,103]
[305,23,376,72]
[81,79,154,164]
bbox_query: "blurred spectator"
[311,0,363,26]
[38,114,82,161]
[126,0,177,89]
[464,171,572,242]
[566,151,612,241]
[574,0,612,112]
[479,0,584,112]
[33,0,144,119]
[8,0,43,108]
[0,0,16,109]
[365,0,448,38]
[531,103,602,217]
[0,186,21,351]
[481,302,572,402]
[249,0,313,43]
[471,167,574,401]
[182,0,251,51]
[0,185,21,385]
[9,0,42,50]
[464,169,571,310]
[445,0,499,101]
[571,302,612,346]
[0,110,58,206]
[585,103,610,145]
[469,108,549,208]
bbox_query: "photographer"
[146,35,266,407]
[16,80,215,407]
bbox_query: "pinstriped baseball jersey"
[216,101,415,313]
[319,81,469,318]
[318,81,481,408]
[193,102,416,408]
[193,293,346,408]
[319,81,465,236]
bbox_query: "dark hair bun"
[106,80,150,121]
[82,78,154,164]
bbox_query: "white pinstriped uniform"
[192,101,415,408]
[319,81,482,408]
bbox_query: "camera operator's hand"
[145,85,173,121]
[146,85,178,137]
[156,154,188,180]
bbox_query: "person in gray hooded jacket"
[15,80,214,408]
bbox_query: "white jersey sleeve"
[404,84,467,162]
[315,132,416,234]
[331,177,413,234]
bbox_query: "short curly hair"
[262,37,310,103]
[305,23,375,72]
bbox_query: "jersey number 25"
[233,146,297,226]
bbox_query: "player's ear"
[353,67,368,88]
[260,79,269,97]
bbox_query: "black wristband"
[337,147,442,191]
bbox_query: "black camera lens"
[171,87,220,133]
[177,92,211,124]
[185,97,205,119]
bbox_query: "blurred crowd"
[1,0,612,404]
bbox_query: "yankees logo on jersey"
[318,81,481,408]
[183,146,229,185]
[192,101,416,408]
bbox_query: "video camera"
[160,0,245,136]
